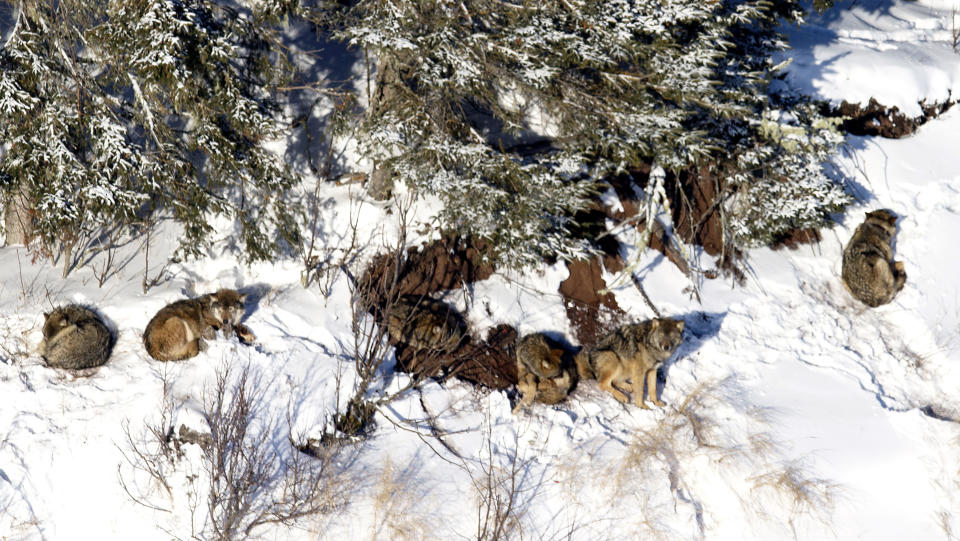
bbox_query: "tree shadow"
[660,311,727,388]
[779,0,910,102]
[236,283,273,325]
[282,25,362,181]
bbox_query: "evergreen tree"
[0,0,300,265]
[318,0,849,267]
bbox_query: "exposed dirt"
[393,324,519,389]
[361,234,495,301]
[621,164,726,257]
[669,166,725,256]
[834,98,919,138]
[559,258,625,347]
[360,236,518,389]
[831,95,955,139]
[603,171,694,275]
[771,228,822,250]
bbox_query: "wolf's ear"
[650,319,660,330]
[886,213,897,225]
[43,312,50,319]
[239,293,248,304]
[550,348,565,360]
[676,320,685,332]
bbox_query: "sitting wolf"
[41,305,113,369]
[842,209,906,307]
[144,289,248,361]
[575,318,684,408]
[513,332,574,412]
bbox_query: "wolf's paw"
[234,323,256,345]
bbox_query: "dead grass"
[366,459,434,541]
[557,381,838,540]
[749,459,838,537]
[938,508,958,541]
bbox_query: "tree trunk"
[366,54,409,201]
[3,185,34,246]
[367,163,394,201]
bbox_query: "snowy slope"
[782,0,960,115]
[3,2,960,540]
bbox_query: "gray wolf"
[144,289,248,361]
[842,209,906,307]
[385,295,465,352]
[41,305,113,369]
[575,318,684,408]
[514,332,574,412]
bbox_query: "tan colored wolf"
[842,209,906,307]
[513,332,574,412]
[41,305,113,369]
[385,295,465,352]
[575,318,684,408]
[143,289,248,361]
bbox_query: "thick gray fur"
[842,209,906,307]
[41,305,113,370]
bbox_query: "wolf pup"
[575,318,684,408]
[41,305,113,370]
[144,289,248,361]
[514,332,574,412]
[386,295,466,352]
[842,209,906,307]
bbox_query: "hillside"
[2,1,960,540]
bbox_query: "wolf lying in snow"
[144,289,251,361]
[41,305,113,369]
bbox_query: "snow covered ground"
[2,1,960,539]
[782,0,960,115]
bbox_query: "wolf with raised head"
[842,209,906,307]
[575,318,684,408]
[143,289,248,361]
[41,304,113,369]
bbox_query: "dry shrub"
[0,464,42,539]
[202,364,346,540]
[468,420,530,541]
[0,315,32,367]
[356,231,516,390]
[121,363,348,540]
[327,195,422,441]
[118,372,180,512]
